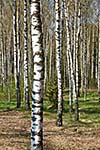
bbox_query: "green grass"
[0,81,30,111]
[0,100,15,111]
[43,89,100,128]
[0,99,28,111]
[0,86,100,127]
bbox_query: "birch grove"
[0,0,100,148]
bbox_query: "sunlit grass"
[43,89,100,128]
[0,86,100,127]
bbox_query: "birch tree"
[0,0,4,89]
[31,0,44,149]
[16,0,21,107]
[73,0,81,97]
[24,0,30,109]
[13,0,20,108]
[83,18,87,100]
[65,0,79,121]
[98,22,100,102]
[91,25,95,79]
[63,0,73,112]
[55,0,63,126]
[13,0,17,87]
[0,0,2,84]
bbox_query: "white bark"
[91,25,94,79]
[14,0,21,108]
[1,42,4,89]
[24,0,30,109]
[49,36,52,79]
[83,22,87,100]
[7,33,11,102]
[0,0,2,84]
[13,0,17,86]
[74,0,81,96]
[44,32,49,91]
[17,1,20,74]
[55,0,63,126]
[64,1,73,112]
[0,1,5,89]
[87,26,91,89]
[65,1,79,120]
[80,16,84,94]
[98,22,100,102]
[31,0,44,149]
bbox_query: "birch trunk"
[31,0,44,149]
[13,0,17,86]
[44,32,49,91]
[98,22,100,102]
[0,0,2,84]
[16,0,21,108]
[80,15,84,94]
[0,1,5,90]
[17,0,21,74]
[4,31,7,86]
[24,0,30,109]
[65,1,79,121]
[91,25,94,79]
[7,36,11,102]
[95,28,98,79]
[49,36,52,79]
[0,0,4,89]
[1,38,5,90]
[83,22,87,100]
[74,0,81,97]
[87,26,91,89]
[64,1,73,112]
[55,0,63,126]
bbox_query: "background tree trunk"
[55,0,63,126]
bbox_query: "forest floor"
[0,109,100,150]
